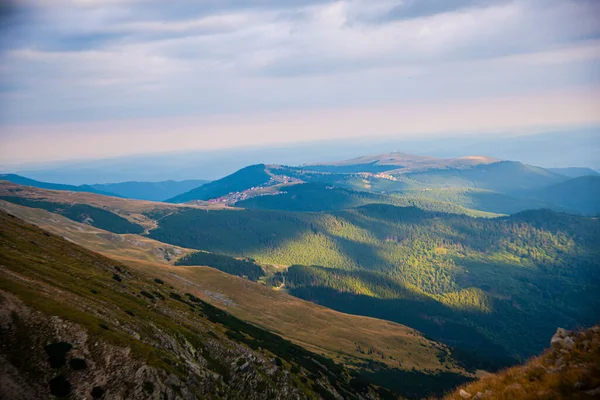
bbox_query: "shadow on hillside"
[289,285,517,372]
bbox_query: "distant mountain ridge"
[526,176,600,216]
[90,179,208,201]
[165,153,598,215]
[305,152,500,173]
[0,174,208,202]
[5,151,598,216]
[547,167,599,178]
[0,174,117,197]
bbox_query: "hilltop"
[304,153,499,173]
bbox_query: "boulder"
[551,328,574,349]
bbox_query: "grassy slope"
[167,164,271,203]
[392,188,552,215]
[145,204,600,364]
[4,183,598,366]
[236,183,497,217]
[0,200,191,264]
[0,181,230,231]
[0,200,469,393]
[0,210,395,400]
[0,196,145,234]
[3,182,598,383]
[444,326,600,400]
[526,176,600,216]
[403,161,567,193]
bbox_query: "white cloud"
[1,0,599,163]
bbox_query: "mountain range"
[0,174,208,202]
[1,151,599,399]
[160,153,599,216]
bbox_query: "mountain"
[9,127,599,184]
[547,167,599,178]
[305,152,499,173]
[402,161,567,193]
[445,326,600,399]
[167,164,273,203]
[141,204,600,369]
[0,210,397,400]
[164,154,570,213]
[235,182,496,216]
[0,174,208,202]
[391,188,554,216]
[90,179,208,201]
[0,173,117,197]
[527,176,600,216]
[2,178,599,395]
[0,192,473,399]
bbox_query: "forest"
[175,251,265,281]
[147,204,600,370]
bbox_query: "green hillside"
[167,164,271,203]
[0,210,392,400]
[236,183,496,216]
[527,176,600,216]
[392,188,553,215]
[174,251,265,281]
[403,161,566,193]
[0,196,144,234]
[147,204,600,369]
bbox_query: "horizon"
[1,126,598,184]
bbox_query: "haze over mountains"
[3,151,600,217]
[5,128,599,185]
[0,174,208,202]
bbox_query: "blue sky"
[0,0,599,164]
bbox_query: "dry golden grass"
[443,327,600,399]
[0,181,230,230]
[0,199,466,375]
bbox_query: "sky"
[0,0,600,165]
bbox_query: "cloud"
[1,86,599,165]
[382,0,512,20]
[0,0,599,163]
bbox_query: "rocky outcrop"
[444,326,600,399]
[0,290,303,400]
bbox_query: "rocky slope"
[444,326,600,399]
[0,211,391,400]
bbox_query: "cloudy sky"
[0,0,599,165]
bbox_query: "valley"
[1,151,598,399]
